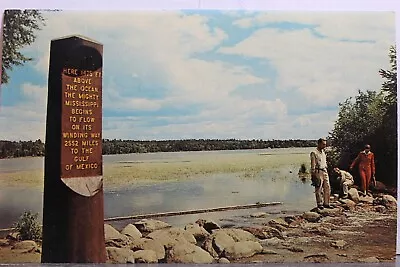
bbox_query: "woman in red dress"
[350,144,376,196]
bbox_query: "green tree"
[328,46,397,186]
[378,45,397,183]
[2,10,46,84]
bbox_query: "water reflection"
[0,169,315,229]
[0,148,315,229]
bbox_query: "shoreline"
[0,190,396,264]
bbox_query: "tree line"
[0,139,317,159]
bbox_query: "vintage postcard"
[0,9,397,264]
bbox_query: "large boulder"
[339,199,356,211]
[213,231,235,255]
[104,224,131,247]
[147,227,196,249]
[268,218,289,228]
[217,228,258,242]
[166,242,214,264]
[222,241,263,260]
[130,238,165,260]
[106,247,135,264]
[184,223,210,242]
[373,195,397,210]
[133,219,171,234]
[302,212,321,222]
[317,207,342,217]
[196,219,221,233]
[348,188,360,203]
[132,250,158,263]
[11,240,38,251]
[202,228,260,258]
[359,195,374,204]
[382,195,397,209]
[241,226,284,240]
[121,224,142,240]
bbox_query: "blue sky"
[0,10,395,141]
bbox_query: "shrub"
[298,163,308,174]
[13,211,42,241]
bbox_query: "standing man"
[310,138,333,209]
[333,167,354,199]
[350,144,376,196]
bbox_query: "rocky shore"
[0,188,396,264]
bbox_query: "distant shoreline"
[0,139,317,160]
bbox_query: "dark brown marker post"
[42,35,106,263]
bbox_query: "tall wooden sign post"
[41,35,106,263]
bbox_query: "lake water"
[0,148,316,230]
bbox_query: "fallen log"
[0,202,283,233]
[104,201,282,222]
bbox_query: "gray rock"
[331,240,347,249]
[285,228,305,237]
[261,248,278,255]
[358,256,380,263]
[11,240,38,251]
[202,228,259,257]
[121,224,142,240]
[284,215,303,226]
[104,224,122,241]
[348,188,360,203]
[359,195,374,204]
[304,253,328,259]
[339,199,356,211]
[251,212,268,218]
[104,224,131,247]
[184,223,210,241]
[202,236,219,258]
[213,232,235,255]
[132,250,158,263]
[268,218,289,228]
[270,224,287,232]
[147,227,196,249]
[382,195,397,208]
[196,219,221,233]
[223,241,263,260]
[288,246,304,252]
[302,212,321,222]
[317,207,342,217]
[130,238,165,260]
[215,228,258,242]
[218,257,230,263]
[375,205,387,213]
[106,247,135,264]
[134,219,171,233]
[260,237,282,246]
[242,226,284,240]
[166,242,214,264]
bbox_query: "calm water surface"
[0,148,315,229]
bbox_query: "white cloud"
[219,21,394,105]
[26,11,265,108]
[3,11,395,141]
[0,84,47,140]
[233,12,394,43]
